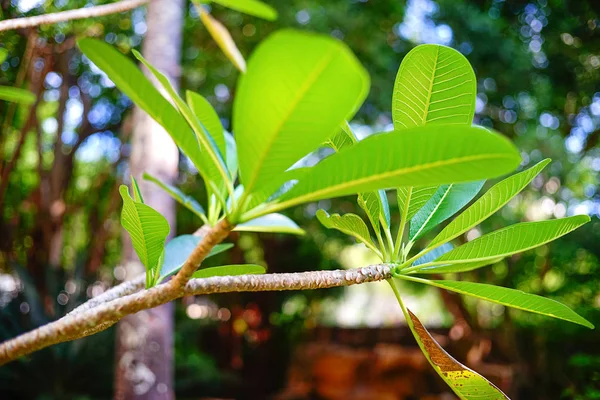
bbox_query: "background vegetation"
[0,0,598,399]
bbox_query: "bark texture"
[0,262,393,366]
[0,0,149,32]
[114,0,183,398]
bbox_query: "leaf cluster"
[77,31,591,399]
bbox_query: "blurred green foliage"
[0,0,599,399]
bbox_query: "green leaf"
[397,186,437,221]
[412,243,453,266]
[197,7,247,73]
[429,159,551,248]
[234,213,305,235]
[119,185,170,287]
[325,121,358,151]
[411,257,504,275]
[143,173,207,223]
[192,264,266,279]
[392,44,476,129]
[409,181,484,241]
[233,29,369,199]
[158,235,234,283]
[224,131,238,180]
[0,48,8,64]
[77,39,205,176]
[133,50,231,201]
[0,86,35,104]
[392,44,477,232]
[409,278,594,329]
[131,176,144,203]
[403,305,509,399]
[325,124,391,232]
[426,215,590,266]
[186,91,227,161]
[406,236,504,274]
[275,125,521,211]
[208,0,277,20]
[316,209,380,256]
[243,167,309,212]
[358,191,387,231]
[378,190,391,229]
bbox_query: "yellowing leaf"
[209,0,277,21]
[199,8,246,73]
[406,307,509,399]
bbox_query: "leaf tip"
[131,48,143,61]
[118,184,130,199]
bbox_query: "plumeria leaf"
[233,30,369,201]
[429,159,551,248]
[404,306,509,399]
[392,44,476,130]
[196,6,247,73]
[409,278,594,329]
[316,209,380,257]
[425,216,590,267]
[208,0,277,21]
[409,181,484,241]
[119,185,170,288]
[275,126,520,212]
[143,173,208,224]
[397,186,438,221]
[186,91,227,160]
[133,50,231,203]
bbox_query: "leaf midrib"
[421,46,439,125]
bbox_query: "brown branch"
[0,0,150,32]
[0,260,392,365]
[170,218,233,289]
[69,274,145,316]
[0,219,234,364]
[74,223,210,314]
[184,264,393,294]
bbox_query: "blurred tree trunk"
[114,0,183,399]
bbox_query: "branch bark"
[0,0,149,32]
[71,224,210,316]
[0,260,392,365]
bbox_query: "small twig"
[0,0,150,32]
[68,274,145,316]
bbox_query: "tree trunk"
[114,1,183,399]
